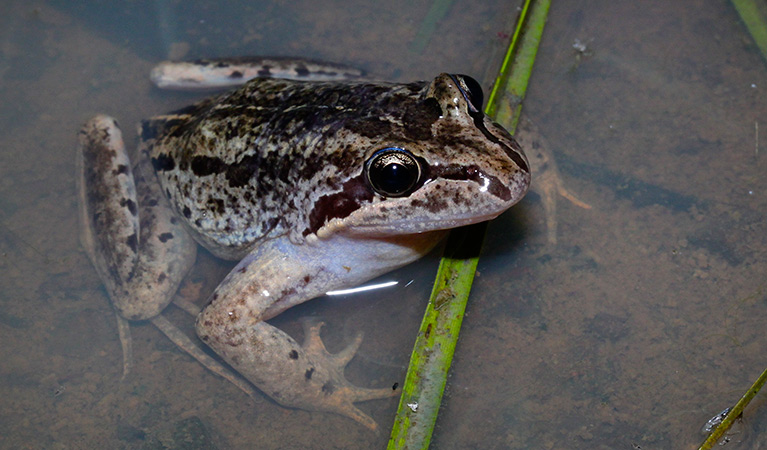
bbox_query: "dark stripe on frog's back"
[146,77,434,249]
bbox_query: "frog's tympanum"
[77,59,530,430]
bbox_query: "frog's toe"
[116,315,133,381]
[332,386,398,433]
[339,403,379,432]
[301,319,363,368]
[300,318,328,355]
[325,385,398,432]
[298,319,398,430]
[331,330,363,367]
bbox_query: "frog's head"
[310,73,530,239]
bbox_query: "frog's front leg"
[196,233,444,431]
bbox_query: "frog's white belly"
[240,230,448,321]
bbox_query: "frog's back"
[144,77,429,259]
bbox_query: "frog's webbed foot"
[536,165,592,244]
[515,118,592,244]
[300,319,398,432]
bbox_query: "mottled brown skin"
[78,67,530,431]
[145,75,527,257]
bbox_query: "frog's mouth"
[333,171,530,238]
[425,163,514,202]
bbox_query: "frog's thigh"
[77,116,140,289]
[77,115,197,321]
[117,149,197,319]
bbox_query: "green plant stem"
[731,0,767,64]
[698,367,767,449]
[387,1,551,448]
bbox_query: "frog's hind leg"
[77,116,197,376]
[79,116,260,397]
[77,116,140,297]
[150,57,368,90]
[78,116,142,379]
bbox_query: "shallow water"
[1,0,766,449]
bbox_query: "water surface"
[1,1,766,448]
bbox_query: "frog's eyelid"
[448,74,482,116]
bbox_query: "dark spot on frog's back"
[345,116,393,138]
[403,97,442,140]
[152,153,176,172]
[141,118,188,142]
[190,155,226,177]
[158,232,173,243]
[210,198,225,215]
[225,154,261,188]
[189,154,260,188]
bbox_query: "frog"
[76,58,531,431]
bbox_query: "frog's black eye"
[450,74,484,114]
[365,148,421,197]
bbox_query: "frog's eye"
[365,148,421,197]
[451,74,484,114]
